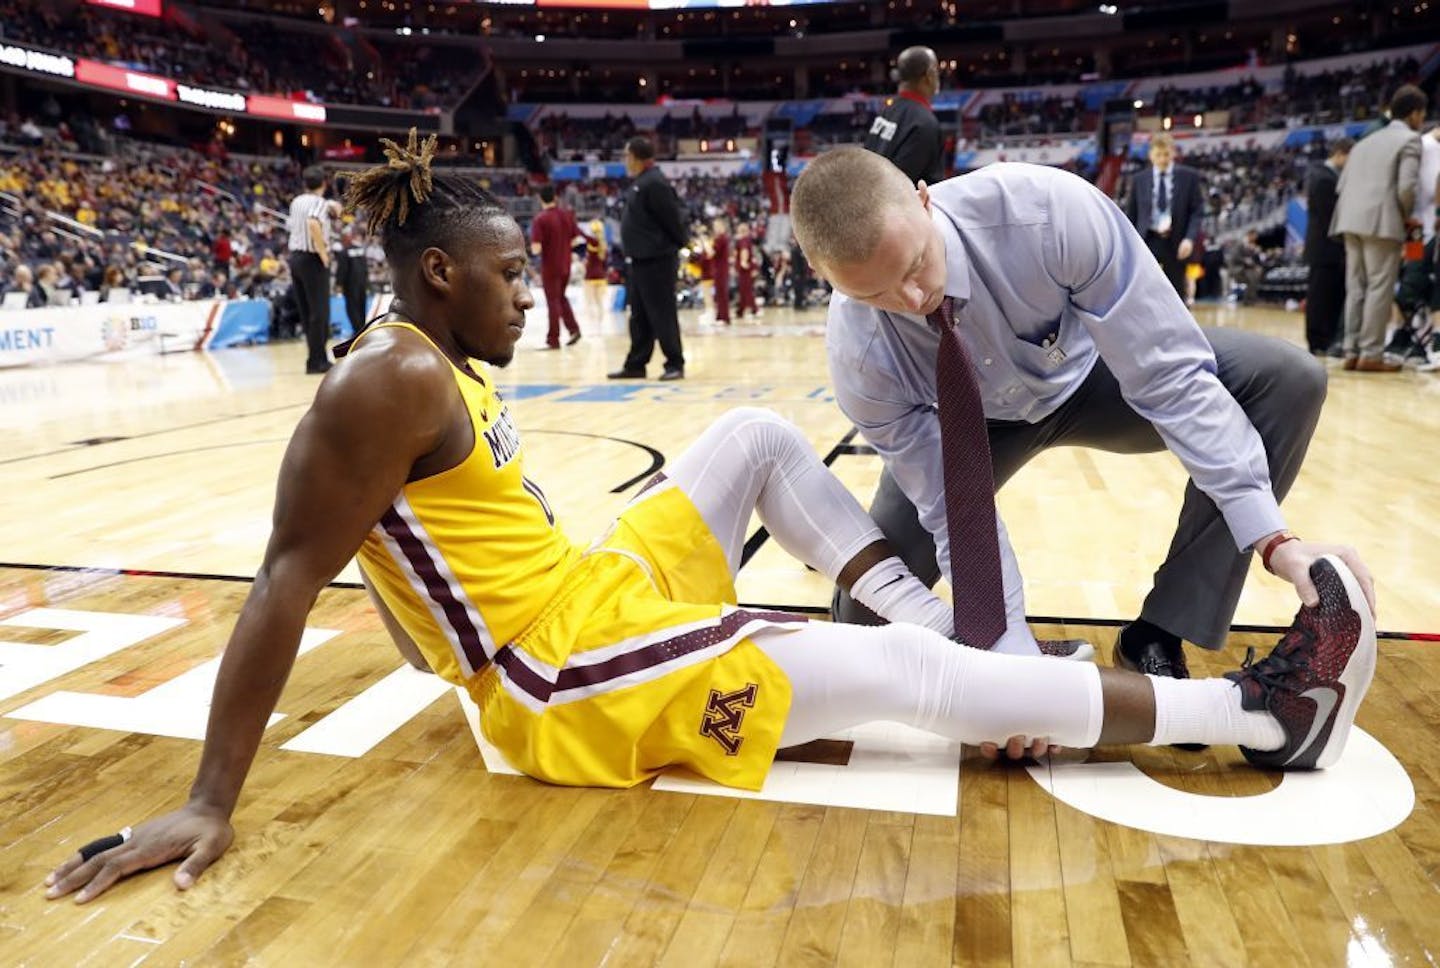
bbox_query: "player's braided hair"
[343,127,511,270]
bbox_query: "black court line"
[730,428,1440,642]
[14,431,661,582]
[0,561,363,591]
[48,426,661,489]
[2,402,310,468]
[49,439,290,479]
[0,560,1429,641]
[527,429,665,493]
[0,561,1428,640]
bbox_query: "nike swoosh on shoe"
[1283,685,1341,766]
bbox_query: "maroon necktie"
[929,296,1007,648]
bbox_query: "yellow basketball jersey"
[351,319,801,792]
[355,321,581,684]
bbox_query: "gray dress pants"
[1342,234,1403,361]
[832,328,1328,651]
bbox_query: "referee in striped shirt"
[287,166,337,374]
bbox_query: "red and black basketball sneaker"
[1037,639,1096,662]
[1225,555,1376,770]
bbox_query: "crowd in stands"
[1141,55,1424,133]
[0,28,1433,318]
[524,50,1430,166]
[1275,55,1424,126]
[0,112,803,315]
[975,93,1089,138]
[536,113,640,162]
[1144,78,1267,127]
[537,109,754,163]
[657,109,750,143]
[1183,142,1311,237]
[545,172,768,245]
[1113,139,1327,303]
[803,105,879,150]
[0,112,1381,317]
[964,56,1428,144]
[0,0,481,109]
[1,125,299,309]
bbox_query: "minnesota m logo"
[699,683,759,756]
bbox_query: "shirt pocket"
[1003,314,1075,378]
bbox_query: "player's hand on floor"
[978,735,1060,762]
[45,803,234,903]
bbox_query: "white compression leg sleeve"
[754,622,1104,750]
[663,407,884,583]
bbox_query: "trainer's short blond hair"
[1149,132,1176,152]
[790,147,918,269]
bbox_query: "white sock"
[1146,675,1285,751]
[988,630,1041,656]
[848,557,953,637]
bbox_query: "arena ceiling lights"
[528,0,845,6]
[84,0,164,16]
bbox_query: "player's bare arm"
[45,332,457,903]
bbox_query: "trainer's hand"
[45,804,233,904]
[1267,539,1376,618]
[1177,238,1195,261]
[978,735,1061,762]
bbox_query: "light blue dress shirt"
[826,163,1284,651]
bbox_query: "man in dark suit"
[1303,138,1352,355]
[610,137,690,381]
[1123,132,1204,300]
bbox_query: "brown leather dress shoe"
[1355,357,1402,373]
[1342,356,1358,371]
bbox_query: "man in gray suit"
[1330,85,1427,372]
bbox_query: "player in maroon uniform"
[711,217,732,325]
[529,184,585,348]
[735,221,759,320]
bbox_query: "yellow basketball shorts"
[470,480,803,791]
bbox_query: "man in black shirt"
[336,224,371,338]
[863,46,945,187]
[610,137,691,381]
[1303,138,1352,355]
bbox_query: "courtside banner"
[177,83,247,113]
[247,95,328,124]
[0,301,219,368]
[0,42,453,131]
[0,44,327,124]
[74,60,175,99]
[0,42,75,80]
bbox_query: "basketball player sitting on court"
[47,131,1378,904]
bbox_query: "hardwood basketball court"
[1,302,1437,965]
